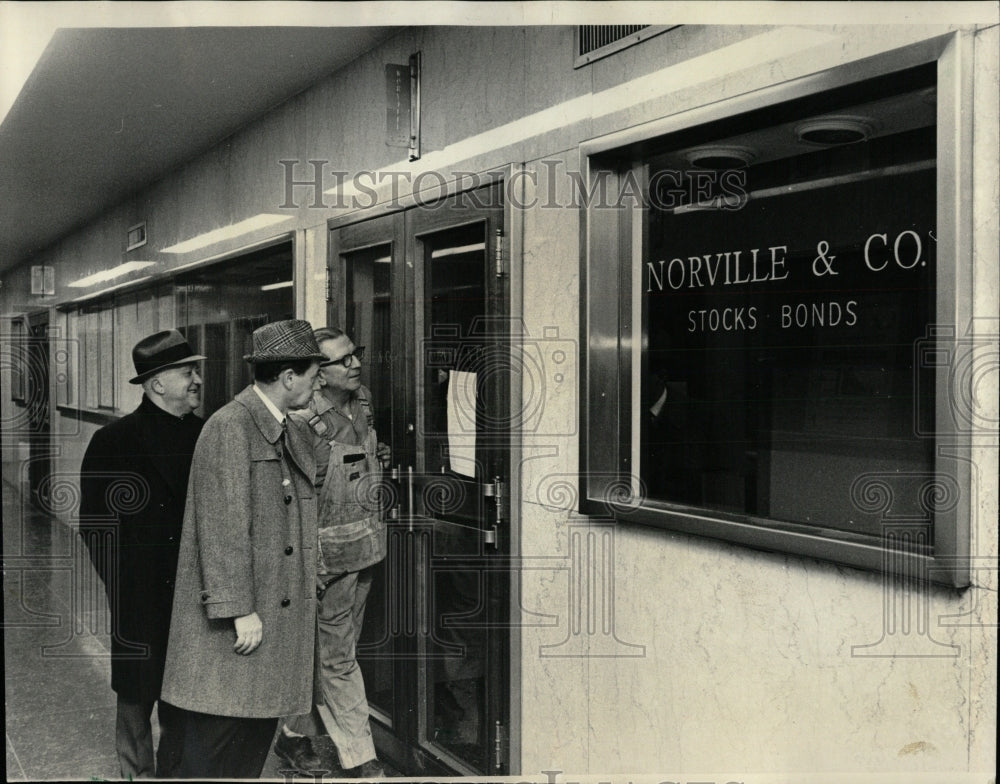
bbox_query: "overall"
[306,393,386,769]
[314,412,387,577]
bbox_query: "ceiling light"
[68,276,154,303]
[684,145,756,170]
[796,116,874,146]
[162,214,294,254]
[260,280,293,291]
[68,261,157,288]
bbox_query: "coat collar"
[131,395,201,497]
[236,385,283,443]
[234,385,315,483]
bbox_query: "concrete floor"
[2,480,395,780]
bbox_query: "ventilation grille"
[575,25,677,68]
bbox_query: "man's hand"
[233,612,262,655]
[376,441,391,469]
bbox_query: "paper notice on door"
[447,370,477,478]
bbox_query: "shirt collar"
[312,388,357,416]
[252,384,285,425]
[311,389,334,415]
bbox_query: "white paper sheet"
[446,370,477,478]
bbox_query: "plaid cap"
[243,319,326,363]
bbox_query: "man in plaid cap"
[158,319,324,778]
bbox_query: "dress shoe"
[274,732,327,773]
[343,758,387,779]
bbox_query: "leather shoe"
[343,758,387,779]
[274,732,327,773]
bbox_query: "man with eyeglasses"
[276,326,390,779]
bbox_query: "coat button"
[281,598,290,607]
[285,546,293,555]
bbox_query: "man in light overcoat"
[158,319,325,778]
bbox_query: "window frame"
[579,32,974,588]
[9,315,28,404]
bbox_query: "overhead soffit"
[0,26,397,271]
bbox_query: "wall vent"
[575,25,677,68]
[126,222,147,251]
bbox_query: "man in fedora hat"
[78,329,206,778]
[159,319,325,778]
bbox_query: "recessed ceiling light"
[796,116,874,146]
[684,145,756,170]
[68,261,157,288]
[162,214,294,254]
[68,276,155,303]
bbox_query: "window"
[57,242,293,419]
[581,38,973,587]
[9,316,27,403]
[174,242,293,418]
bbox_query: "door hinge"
[494,228,504,278]
[494,720,505,771]
[325,267,333,302]
[483,477,505,549]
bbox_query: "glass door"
[332,211,404,732]
[330,183,510,776]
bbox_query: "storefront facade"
[2,21,997,779]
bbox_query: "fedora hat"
[243,319,326,364]
[129,330,206,384]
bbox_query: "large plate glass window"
[582,47,972,587]
[642,66,936,535]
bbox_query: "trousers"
[288,567,377,769]
[156,704,278,779]
[115,696,182,779]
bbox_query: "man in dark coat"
[158,319,325,779]
[78,329,205,779]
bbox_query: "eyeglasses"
[321,346,365,368]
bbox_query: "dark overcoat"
[78,395,203,703]
[160,386,318,718]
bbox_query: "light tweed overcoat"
[161,385,318,718]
